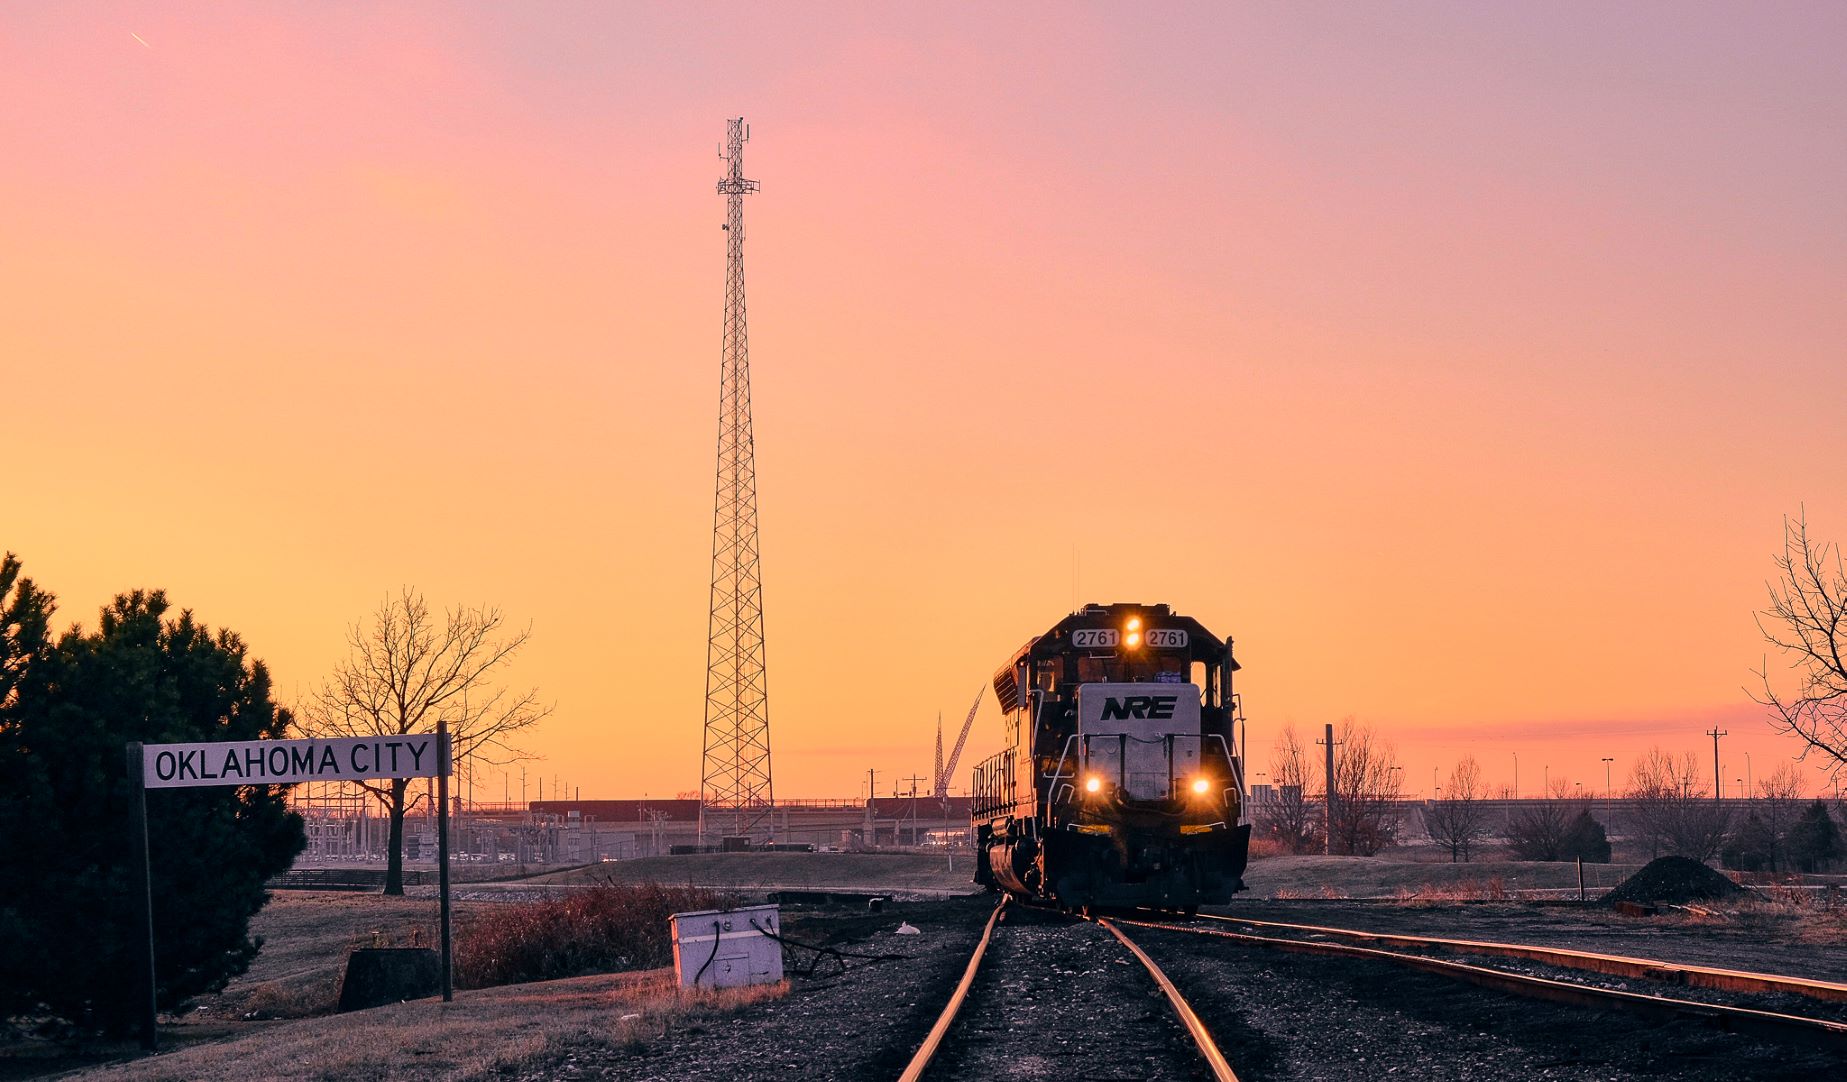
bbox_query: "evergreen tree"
[0,553,52,709]
[1786,799,1842,872]
[1559,808,1612,863]
[0,580,303,1033]
[1721,812,1777,872]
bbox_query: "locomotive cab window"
[1076,652,1187,684]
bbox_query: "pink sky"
[4,4,1844,800]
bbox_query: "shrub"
[456,882,726,989]
[1559,809,1612,863]
[0,575,303,1035]
[1246,835,1287,859]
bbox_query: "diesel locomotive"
[970,603,1250,911]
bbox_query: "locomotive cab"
[971,603,1251,910]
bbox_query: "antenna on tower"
[699,118,772,845]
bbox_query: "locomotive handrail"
[1044,733,1080,810]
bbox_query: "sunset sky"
[6,4,1844,802]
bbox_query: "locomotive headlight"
[1126,617,1142,631]
[1190,777,1211,795]
[1125,630,1142,647]
[1084,775,1102,794]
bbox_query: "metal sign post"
[124,743,159,1051]
[126,732,452,1049]
[435,719,453,1001]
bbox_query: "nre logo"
[1100,695,1178,721]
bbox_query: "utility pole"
[1318,723,1339,854]
[902,773,927,846]
[1706,727,1727,804]
[1512,751,1518,800]
[699,116,774,845]
[864,768,878,846]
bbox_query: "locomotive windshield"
[1075,652,1190,686]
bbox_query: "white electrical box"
[670,904,784,989]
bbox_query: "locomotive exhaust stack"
[971,603,1251,911]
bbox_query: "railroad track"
[1118,911,1847,1045]
[899,900,1239,1081]
[898,901,1844,1081]
[1189,911,1847,1005]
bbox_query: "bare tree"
[1755,511,1847,780]
[1627,747,1731,861]
[1507,780,1574,860]
[1424,756,1491,863]
[1257,723,1322,854]
[1328,719,1403,856]
[302,589,551,894]
[1755,761,1807,872]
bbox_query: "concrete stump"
[337,947,441,1012]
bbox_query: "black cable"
[694,919,722,985]
[748,917,907,978]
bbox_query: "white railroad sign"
[142,734,447,788]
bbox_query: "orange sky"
[5,5,1844,802]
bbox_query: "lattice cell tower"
[699,117,774,843]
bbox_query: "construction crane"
[933,686,984,800]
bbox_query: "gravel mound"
[1601,856,1746,906]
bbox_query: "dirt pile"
[1600,856,1748,906]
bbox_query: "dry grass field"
[199,892,459,1021]
[15,854,1841,1079]
[522,850,977,895]
[79,971,783,1082]
[1242,853,1645,899]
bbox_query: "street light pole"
[1601,757,1614,803]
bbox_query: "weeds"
[1270,883,1350,900]
[1396,877,1510,905]
[455,881,728,989]
[1246,836,1288,859]
[233,981,333,1021]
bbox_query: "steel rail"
[896,899,1007,1082]
[1194,912,1847,1004]
[1120,918,1847,1043]
[1096,918,1241,1082]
